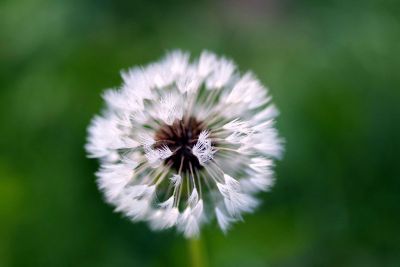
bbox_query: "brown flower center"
[154,117,205,172]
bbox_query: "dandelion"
[86,50,284,238]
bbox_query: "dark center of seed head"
[154,117,204,172]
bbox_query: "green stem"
[188,237,207,267]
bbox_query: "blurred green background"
[1,0,399,266]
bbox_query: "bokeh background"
[1,0,400,266]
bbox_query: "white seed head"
[86,50,284,237]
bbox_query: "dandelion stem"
[188,237,207,267]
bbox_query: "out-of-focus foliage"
[1,0,399,266]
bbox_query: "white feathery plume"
[176,65,202,93]
[120,152,141,168]
[178,189,204,238]
[145,62,173,88]
[192,130,216,165]
[145,146,173,167]
[115,185,156,221]
[103,88,146,112]
[149,196,180,230]
[249,157,274,173]
[197,50,217,77]
[215,206,235,234]
[170,174,182,187]
[217,174,259,218]
[149,207,180,230]
[95,163,133,204]
[158,94,184,125]
[120,67,154,101]
[163,50,190,77]
[226,72,268,109]
[240,174,275,193]
[206,57,236,89]
[85,114,129,159]
[137,132,156,148]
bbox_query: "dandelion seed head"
[86,50,284,237]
